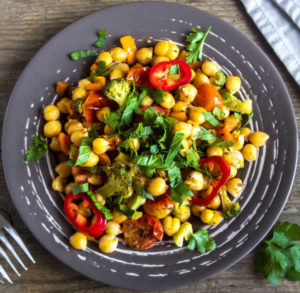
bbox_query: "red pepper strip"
[126,66,151,87]
[149,60,192,91]
[191,156,230,206]
[64,193,106,237]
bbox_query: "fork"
[0,213,35,284]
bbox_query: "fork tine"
[0,231,27,270]
[3,226,35,264]
[0,263,13,284]
[0,245,20,277]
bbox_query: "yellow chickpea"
[200,208,214,224]
[242,144,257,161]
[64,182,76,195]
[116,63,130,75]
[81,151,99,167]
[69,232,87,250]
[189,107,206,125]
[190,69,196,81]
[104,125,115,135]
[52,176,66,192]
[201,60,220,76]
[128,138,140,151]
[159,92,175,109]
[78,78,91,89]
[232,134,245,151]
[173,101,189,112]
[173,204,191,222]
[224,114,241,130]
[147,177,168,196]
[55,162,72,178]
[94,76,106,89]
[140,95,154,107]
[96,107,110,123]
[135,47,153,65]
[44,120,62,137]
[229,165,237,179]
[96,51,113,65]
[50,136,61,152]
[240,127,252,142]
[206,146,223,157]
[111,47,128,62]
[165,42,179,60]
[92,138,109,155]
[71,130,88,147]
[180,139,190,155]
[207,195,221,209]
[99,234,118,253]
[226,76,241,94]
[191,204,206,217]
[110,68,124,80]
[193,72,210,88]
[56,97,71,114]
[189,123,201,140]
[163,216,181,236]
[44,105,60,121]
[154,41,169,56]
[112,210,128,224]
[66,122,84,135]
[72,88,87,100]
[173,122,192,138]
[151,56,169,66]
[88,174,104,186]
[171,111,188,122]
[249,131,269,147]
[94,191,106,206]
[224,150,244,169]
[184,171,204,191]
[226,178,243,198]
[177,84,198,103]
[104,221,122,236]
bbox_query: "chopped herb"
[86,190,113,220]
[187,229,217,253]
[204,112,219,127]
[75,137,93,166]
[104,110,122,130]
[150,144,159,154]
[185,26,211,63]
[169,64,180,75]
[212,107,225,119]
[196,127,216,141]
[206,138,235,148]
[135,184,154,200]
[63,160,75,167]
[234,112,243,121]
[89,127,100,139]
[94,29,107,48]
[96,61,106,75]
[186,147,199,169]
[69,49,98,61]
[25,135,48,162]
[81,165,102,174]
[165,132,185,166]
[241,112,254,128]
[116,196,136,219]
[141,87,167,104]
[72,183,89,195]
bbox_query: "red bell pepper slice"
[191,156,230,206]
[149,60,192,91]
[126,66,151,87]
[64,193,106,237]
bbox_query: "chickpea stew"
[26,28,269,254]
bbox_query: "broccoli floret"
[220,89,252,114]
[220,188,241,219]
[71,98,85,113]
[104,78,131,108]
[213,70,226,87]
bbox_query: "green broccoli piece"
[220,89,252,114]
[71,98,85,113]
[104,78,131,108]
[213,70,226,87]
[220,188,241,219]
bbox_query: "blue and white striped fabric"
[240,0,300,86]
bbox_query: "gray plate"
[2,2,298,290]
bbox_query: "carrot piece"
[120,35,137,65]
[98,153,111,165]
[217,123,234,142]
[85,83,105,91]
[90,63,98,72]
[58,133,70,155]
[56,81,70,97]
[171,111,188,121]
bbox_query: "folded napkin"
[240,0,300,86]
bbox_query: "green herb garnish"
[204,112,219,127]
[25,135,48,161]
[72,183,89,195]
[135,184,154,201]
[94,29,107,48]
[69,49,98,61]
[187,229,217,253]
[86,190,113,220]
[75,137,93,166]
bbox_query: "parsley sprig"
[187,229,217,253]
[25,135,48,161]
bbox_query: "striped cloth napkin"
[240,0,300,86]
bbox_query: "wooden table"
[0,0,299,292]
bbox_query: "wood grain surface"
[0,0,299,292]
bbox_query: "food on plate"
[26,27,269,254]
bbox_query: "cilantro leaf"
[135,184,154,200]
[104,110,122,130]
[187,229,217,253]
[86,190,113,220]
[94,29,107,48]
[72,183,89,195]
[69,49,98,61]
[240,112,254,129]
[25,135,48,161]
[75,137,93,166]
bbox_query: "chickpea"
[171,111,188,122]
[55,162,72,178]
[159,92,175,109]
[200,208,214,224]
[110,68,124,80]
[226,76,241,94]
[201,60,220,76]
[104,221,122,236]
[116,63,130,75]
[190,69,196,81]
[224,114,241,130]
[56,97,71,114]
[189,107,206,125]
[99,234,118,253]
[165,42,179,60]
[64,119,79,132]
[88,174,104,186]
[184,171,204,191]
[147,177,168,196]
[226,178,243,198]
[207,195,221,209]
[71,130,88,147]
[128,138,140,151]
[180,139,190,155]
[173,122,192,139]
[190,124,201,140]
[112,210,127,224]
[154,41,169,56]
[232,134,245,151]
[249,131,269,147]
[66,122,84,135]
[229,165,237,179]
[92,138,109,155]
[64,182,76,195]
[81,151,99,167]
[151,56,169,66]
[52,176,66,192]
[191,204,206,217]
[104,125,115,135]
[135,47,153,65]
[72,87,87,100]
[173,101,189,112]
[94,191,106,206]
[163,216,181,236]
[240,127,252,142]
[44,105,60,121]
[177,84,198,103]
[78,78,91,89]
[93,76,106,89]
[200,185,213,198]
[96,107,110,122]
[96,51,113,65]
[50,136,60,152]
[140,95,154,107]
[206,146,223,157]
[242,144,257,161]
[193,72,210,88]
[173,204,191,222]
[44,120,62,137]
[111,47,128,62]
[224,150,244,169]
[69,232,87,250]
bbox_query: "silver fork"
[0,213,35,284]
